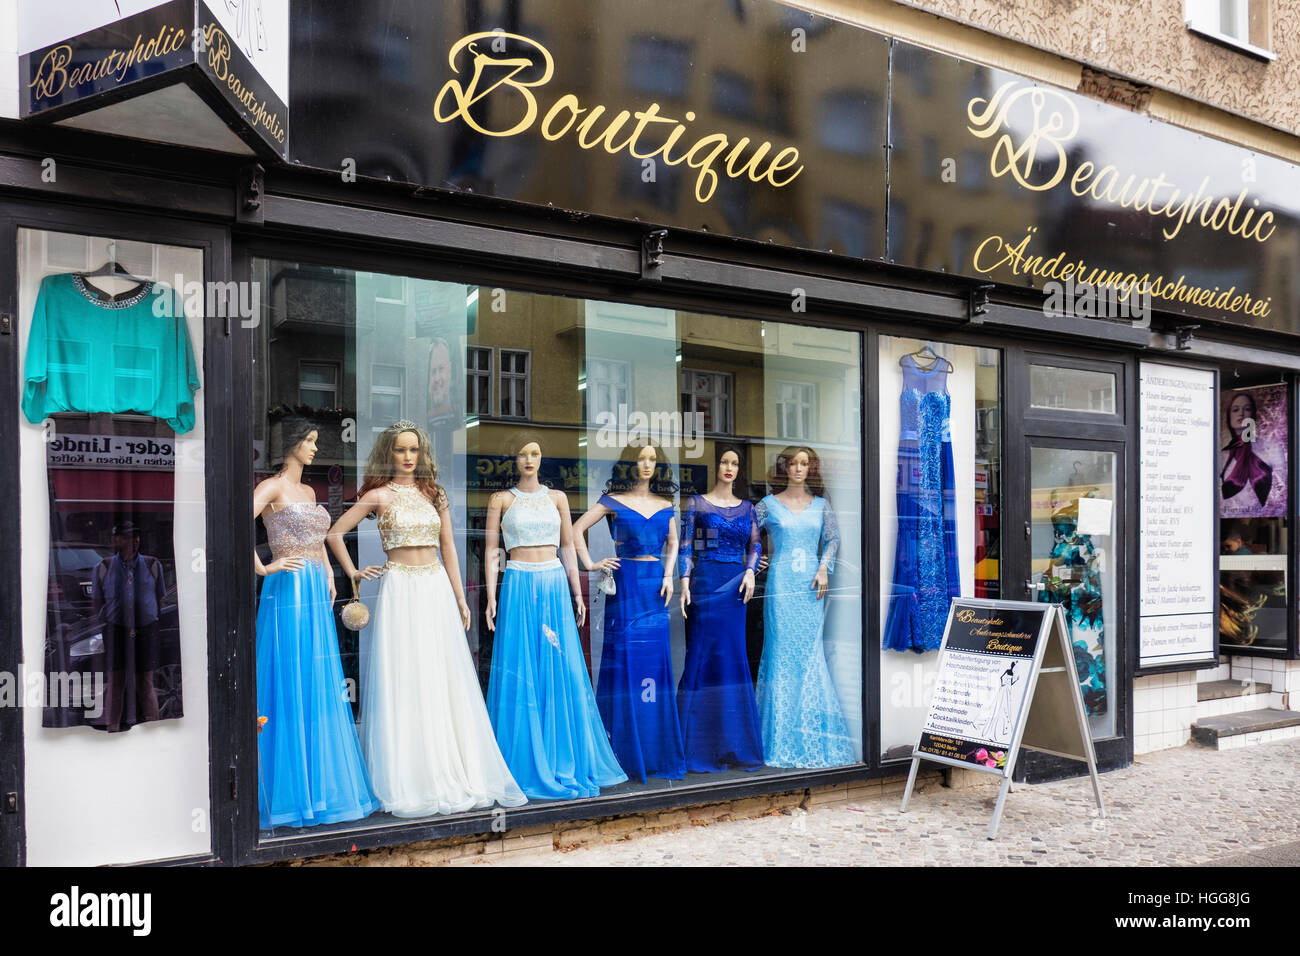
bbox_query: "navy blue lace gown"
[677,496,764,772]
[884,354,961,652]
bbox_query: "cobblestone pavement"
[488,739,1300,866]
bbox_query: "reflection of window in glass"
[681,369,733,434]
[951,227,975,273]
[627,36,691,97]
[499,349,530,419]
[712,70,756,120]
[586,357,630,421]
[466,346,492,417]
[620,157,681,213]
[959,151,983,190]
[371,274,406,304]
[1030,365,1116,414]
[775,380,816,440]
[370,364,404,425]
[921,136,939,178]
[299,361,338,409]
[819,200,873,258]
[817,90,875,156]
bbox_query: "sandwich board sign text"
[900,598,1104,839]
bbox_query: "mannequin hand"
[262,557,306,576]
[812,566,829,601]
[679,579,691,618]
[740,569,755,604]
[485,598,496,632]
[756,555,770,573]
[590,556,621,573]
[574,595,586,628]
[328,575,337,603]
[660,575,673,607]
[353,565,385,582]
[458,598,471,631]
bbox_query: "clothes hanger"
[80,241,151,290]
[900,340,954,373]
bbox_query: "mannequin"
[483,438,626,799]
[253,419,378,829]
[572,441,685,782]
[755,445,855,768]
[676,444,763,771]
[327,421,525,816]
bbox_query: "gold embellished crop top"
[377,483,443,550]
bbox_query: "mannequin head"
[769,445,826,498]
[606,440,677,498]
[360,420,442,503]
[277,416,320,473]
[714,444,744,490]
[502,432,543,483]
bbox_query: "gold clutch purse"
[340,577,371,631]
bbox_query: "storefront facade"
[2,0,1298,866]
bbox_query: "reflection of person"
[328,421,525,816]
[978,662,1018,742]
[1221,392,1273,507]
[1222,529,1254,555]
[426,338,454,422]
[755,446,855,768]
[572,441,685,782]
[253,419,378,829]
[484,437,627,799]
[90,522,164,732]
[677,444,764,772]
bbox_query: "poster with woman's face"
[1220,384,1287,518]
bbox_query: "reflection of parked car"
[46,582,184,724]
[47,541,113,627]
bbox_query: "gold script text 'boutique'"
[433,32,805,204]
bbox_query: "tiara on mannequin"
[388,419,419,431]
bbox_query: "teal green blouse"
[22,273,201,434]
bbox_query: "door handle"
[1024,579,1045,593]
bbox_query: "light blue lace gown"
[755,496,856,768]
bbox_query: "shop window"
[466,346,492,417]
[1186,0,1273,56]
[1219,377,1290,651]
[251,260,864,843]
[1030,364,1116,415]
[369,364,404,426]
[498,349,530,419]
[299,361,339,410]
[681,368,733,435]
[878,336,1001,759]
[17,229,210,865]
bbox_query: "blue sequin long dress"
[755,495,856,768]
[884,354,961,653]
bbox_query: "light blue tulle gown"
[487,487,627,799]
[755,495,856,768]
[256,504,378,828]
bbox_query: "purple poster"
[1220,384,1288,518]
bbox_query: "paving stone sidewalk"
[488,739,1300,866]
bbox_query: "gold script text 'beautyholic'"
[433,32,805,204]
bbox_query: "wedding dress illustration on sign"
[755,446,856,769]
[328,422,525,817]
[254,420,378,829]
[573,441,686,783]
[977,662,1018,744]
[884,347,961,653]
[677,445,764,772]
[484,437,627,800]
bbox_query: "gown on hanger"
[677,496,764,772]
[1038,498,1107,716]
[755,495,856,768]
[486,487,627,799]
[256,503,378,828]
[884,352,961,652]
[595,494,686,782]
[361,483,526,816]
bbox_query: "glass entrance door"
[1029,445,1120,739]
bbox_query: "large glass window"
[878,336,1001,759]
[251,260,864,837]
[17,229,210,864]
[1218,373,1290,651]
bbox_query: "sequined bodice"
[899,353,951,442]
[377,483,441,550]
[599,494,672,558]
[501,487,561,552]
[678,495,761,577]
[265,503,330,561]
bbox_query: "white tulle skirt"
[359,560,526,817]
